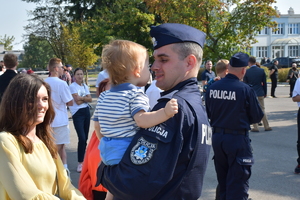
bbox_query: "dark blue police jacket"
[96,78,211,200]
[205,73,263,130]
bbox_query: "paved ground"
[65,81,300,199]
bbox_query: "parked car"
[263,57,300,69]
[17,68,28,73]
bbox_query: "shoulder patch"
[130,137,157,165]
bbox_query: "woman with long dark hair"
[69,68,92,173]
[0,74,85,199]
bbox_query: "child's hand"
[164,98,178,117]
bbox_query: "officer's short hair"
[101,40,148,85]
[171,42,203,65]
[215,59,229,75]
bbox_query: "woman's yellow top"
[0,132,86,200]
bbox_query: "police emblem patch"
[130,137,157,165]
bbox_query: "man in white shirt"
[146,80,163,109]
[45,58,73,172]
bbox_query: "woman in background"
[69,68,92,173]
[0,74,85,199]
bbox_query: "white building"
[0,44,24,61]
[252,7,300,61]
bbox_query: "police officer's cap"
[230,52,249,68]
[150,23,206,49]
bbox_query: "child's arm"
[94,121,104,140]
[133,98,178,128]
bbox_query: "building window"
[272,46,284,58]
[256,46,268,58]
[272,23,284,35]
[258,27,268,35]
[288,46,299,57]
[288,23,299,34]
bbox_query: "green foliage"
[260,66,269,79]
[22,0,278,68]
[80,0,155,55]
[278,68,290,82]
[144,0,278,61]
[61,23,98,84]
[0,35,15,50]
[197,68,206,82]
[24,5,70,61]
[21,34,55,69]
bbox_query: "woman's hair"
[101,40,148,85]
[0,74,57,158]
[97,78,110,95]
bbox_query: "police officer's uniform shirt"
[97,78,212,200]
[205,73,263,130]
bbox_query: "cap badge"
[152,37,157,47]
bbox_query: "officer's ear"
[185,54,197,71]
[241,67,247,76]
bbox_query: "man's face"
[274,61,279,65]
[206,61,212,70]
[57,62,64,76]
[151,44,188,91]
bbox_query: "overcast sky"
[1,0,299,50]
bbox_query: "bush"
[197,68,206,82]
[261,66,289,82]
[278,68,290,82]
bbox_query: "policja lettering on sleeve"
[209,89,236,100]
[146,125,168,138]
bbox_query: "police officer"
[205,52,263,200]
[96,23,212,200]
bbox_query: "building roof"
[271,37,300,46]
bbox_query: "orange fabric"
[79,131,107,200]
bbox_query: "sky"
[1,0,300,50]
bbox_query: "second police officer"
[205,52,263,200]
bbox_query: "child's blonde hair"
[101,40,148,85]
[215,59,229,75]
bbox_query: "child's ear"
[133,66,141,77]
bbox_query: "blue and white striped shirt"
[93,83,150,138]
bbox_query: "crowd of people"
[0,22,299,200]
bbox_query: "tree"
[20,34,55,69]
[22,0,155,55]
[61,23,98,84]
[71,0,155,55]
[0,35,15,50]
[24,5,70,62]
[144,0,278,61]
